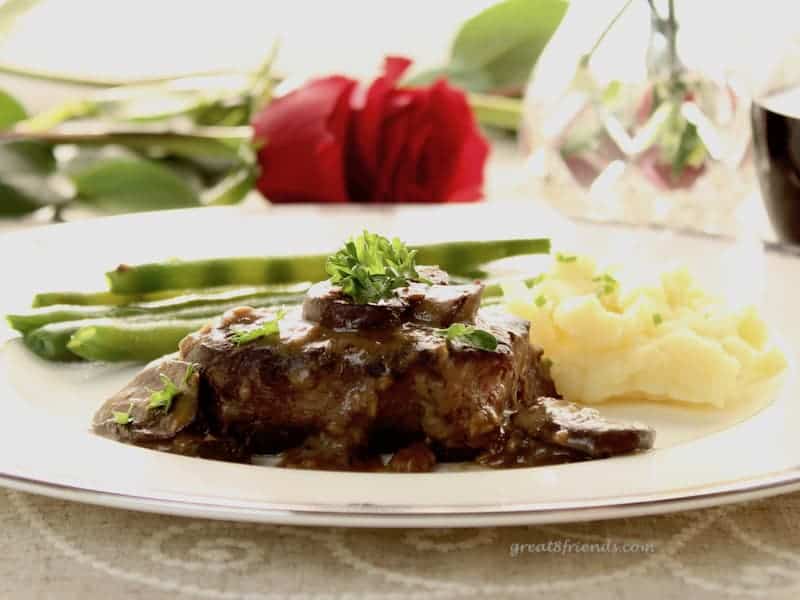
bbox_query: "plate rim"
[4,466,800,527]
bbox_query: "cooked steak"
[93,264,655,470]
[179,306,541,456]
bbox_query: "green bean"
[8,288,307,335]
[9,306,132,335]
[67,318,212,362]
[132,283,309,311]
[141,293,302,321]
[32,281,311,308]
[18,294,304,362]
[107,255,328,294]
[24,283,516,364]
[23,320,91,362]
[415,239,551,279]
[105,239,551,293]
[32,289,187,308]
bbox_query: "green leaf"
[466,92,523,131]
[593,273,619,296]
[442,0,569,93]
[18,73,252,131]
[326,231,424,304]
[672,121,704,178]
[0,139,53,172]
[193,99,251,127]
[112,410,133,425]
[230,308,287,345]
[435,323,499,352]
[112,401,135,425]
[0,89,27,129]
[601,80,623,106]
[147,372,181,412]
[71,158,200,214]
[4,125,250,172]
[404,67,449,87]
[0,140,60,216]
[0,0,41,39]
[201,167,255,206]
[0,179,45,215]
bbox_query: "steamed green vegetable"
[31,281,310,307]
[67,318,212,362]
[7,288,305,334]
[107,254,328,294]
[33,289,187,308]
[18,294,300,362]
[20,285,514,363]
[105,238,550,293]
[10,305,135,335]
[11,233,551,364]
[24,320,90,362]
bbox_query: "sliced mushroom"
[302,265,483,330]
[514,397,655,458]
[92,354,199,443]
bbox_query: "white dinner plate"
[1,203,799,527]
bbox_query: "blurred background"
[2,0,800,239]
[1,0,795,106]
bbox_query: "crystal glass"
[520,0,752,234]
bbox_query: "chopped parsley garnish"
[148,374,179,411]
[230,309,287,345]
[535,295,547,307]
[593,273,619,296]
[182,363,197,385]
[325,231,425,304]
[653,313,663,326]
[556,253,577,263]
[530,274,546,286]
[435,323,499,352]
[112,402,134,426]
[147,364,196,413]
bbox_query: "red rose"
[252,57,489,203]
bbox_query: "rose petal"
[390,96,436,203]
[347,56,413,201]
[253,75,357,203]
[423,80,489,202]
[367,89,418,202]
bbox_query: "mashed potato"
[502,254,787,408]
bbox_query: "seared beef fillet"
[93,266,655,470]
[179,306,545,464]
